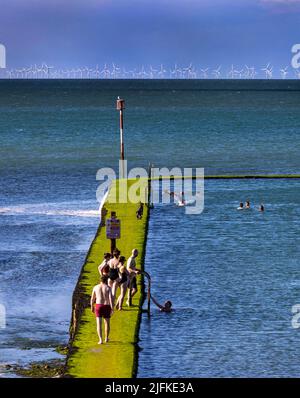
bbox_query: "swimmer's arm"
[90,288,96,312]
[150,295,163,310]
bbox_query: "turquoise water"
[0,80,299,376]
[139,178,300,377]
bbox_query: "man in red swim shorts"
[91,275,113,344]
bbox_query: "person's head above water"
[132,248,138,257]
[259,204,265,211]
[164,301,172,309]
[246,200,250,207]
[239,202,243,208]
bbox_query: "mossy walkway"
[66,179,149,378]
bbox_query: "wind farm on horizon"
[1,62,299,79]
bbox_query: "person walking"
[108,248,120,303]
[126,249,140,306]
[90,275,113,344]
[115,256,129,311]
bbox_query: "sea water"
[0,79,299,376]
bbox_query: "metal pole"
[116,97,125,179]
[110,238,116,255]
[120,108,124,161]
[142,271,151,317]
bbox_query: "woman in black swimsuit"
[115,256,129,311]
[108,248,120,303]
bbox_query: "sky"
[0,0,299,70]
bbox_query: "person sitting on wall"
[136,202,144,219]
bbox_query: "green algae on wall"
[66,179,149,378]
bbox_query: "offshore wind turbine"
[182,63,194,79]
[182,63,191,78]
[245,65,257,79]
[188,65,197,79]
[227,65,235,79]
[279,66,288,79]
[25,66,32,79]
[101,64,110,79]
[234,68,243,79]
[294,69,300,79]
[94,65,100,79]
[139,65,148,79]
[200,68,209,78]
[111,63,121,78]
[149,65,157,79]
[244,65,251,79]
[42,64,54,79]
[170,63,181,79]
[158,64,167,78]
[212,65,222,79]
[261,63,273,79]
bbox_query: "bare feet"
[105,337,109,343]
[98,339,103,345]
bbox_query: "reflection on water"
[138,179,300,377]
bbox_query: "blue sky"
[0,0,299,69]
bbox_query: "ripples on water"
[0,80,300,377]
[0,201,99,376]
[138,179,300,377]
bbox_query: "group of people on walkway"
[90,248,140,344]
[90,247,172,344]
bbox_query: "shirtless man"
[126,249,141,306]
[90,275,113,344]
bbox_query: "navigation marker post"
[116,96,125,179]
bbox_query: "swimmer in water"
[259,204,265,212]
[237,202,244,210]
[150,295,173,312]
[165,190,186,206]
[178,191,186,206]
[245,200,250,209]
